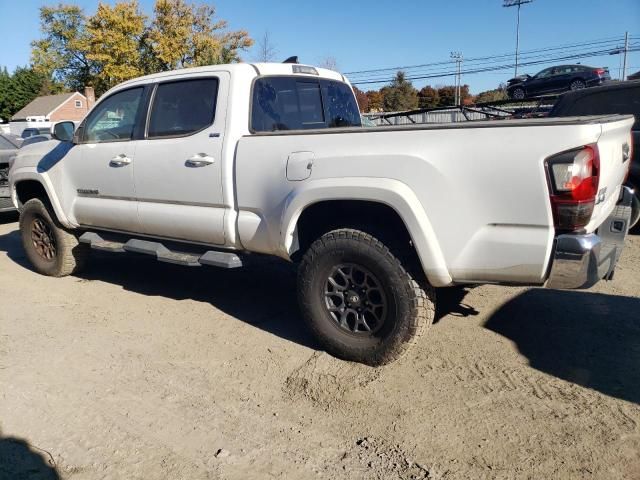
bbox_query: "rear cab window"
[251,76,361,132]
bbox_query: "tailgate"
[586,116,634,232]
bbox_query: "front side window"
[84,87,143,143]
[535,68,553,79]
[251,76,361,132]
[148,78,218,138]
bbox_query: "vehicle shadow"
[0,227,318,349]
[0,429,59,479]
[434,286,479,323]
[484,289,640,405]
[0,227,483,354]
[0,211,18,224]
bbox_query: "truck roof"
[116,62,346,90]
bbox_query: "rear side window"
[251,76,361,132]
[148,78,218,138]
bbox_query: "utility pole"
[609,32,630,80]
[503,0,534,78]
[622,31,629,81]
[450,51,463,106]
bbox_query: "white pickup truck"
[9,62,635,365]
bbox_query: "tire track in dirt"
[423,355,640,433]
[283,351,382,408]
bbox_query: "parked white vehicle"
[8,62,635,364]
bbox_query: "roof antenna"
[283,56,298,64]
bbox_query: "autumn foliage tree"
[366,90,384,112]
[382,71,418,112]
[417,86,439,109]
[31,0,253,95]
[352,86,369,113]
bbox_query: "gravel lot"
[1,212,639,480]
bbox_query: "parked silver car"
[0,133,20,212]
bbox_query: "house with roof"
[10,87,95,135]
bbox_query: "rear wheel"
[19,198,88,277]
[297,229,435,366]
[570,79,586,91]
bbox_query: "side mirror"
[52,121,75,143]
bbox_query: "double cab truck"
[8,62,635,365]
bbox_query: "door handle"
[186,154,215,167]
[110,154,132,167]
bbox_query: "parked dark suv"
[550,80,640,229]
[507,64,611,99]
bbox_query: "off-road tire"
[297,229,435,366]
[19,198,88,277]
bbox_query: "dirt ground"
[0,212,638,480]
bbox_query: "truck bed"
[248,114,634,136]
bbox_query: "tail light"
[546,144,600,231]
[594,68,606,75]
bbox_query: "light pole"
[503,0,534,78]
[450,51,463,106]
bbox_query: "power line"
[351,46,640,85]
[352,42,626,83]
[344,36,628,76]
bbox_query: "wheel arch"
[281,178,452,287]
[12,172,72,228]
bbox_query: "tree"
[417,86,439,109]
[143,0,253,68]
[31,1,254,96]
[81,1,146,93]
[352,86,369,113]
[474,86,508,104]
[31,4,94,92]
[318,57,339,71]
[436,85,471,107]
[254,30,278,62]
[366,90,384,112]
[0,67,11,120]
[382,71,418,112]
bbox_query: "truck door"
[63,86,145,232]
[132,74,228,245]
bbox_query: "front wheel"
[297,229,435,366]
[510,87,526,100]
[19,198,89,277]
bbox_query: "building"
[10,87,95,136]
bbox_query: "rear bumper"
[546,186,634,289]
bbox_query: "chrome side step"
[79,232,243,269]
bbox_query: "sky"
[0,0,639,94]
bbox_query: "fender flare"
[280,177,452,287]
[10,169,74,229]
